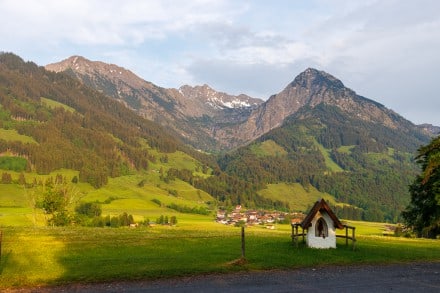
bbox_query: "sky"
[1,0,439,126]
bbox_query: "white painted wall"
[306,211,337,249]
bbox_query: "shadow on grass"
[47,226,440,287]
[0,250,12,275]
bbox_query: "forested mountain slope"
[0,53,190,187]
[217,69,432,222]
[0,53,284,214]
[1,53,435,223]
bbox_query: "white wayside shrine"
[292,199,356,249]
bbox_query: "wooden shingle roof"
[300,199,344,229]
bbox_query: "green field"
[0,168,213,226]
[0,163,439,289]
[0,128,37,144]
[313,139,344,172]
[41,97,76,113]
[0,221,439,289]
[250,140,288,157]
[258,183,335,212]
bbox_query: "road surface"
[6,262,440,292]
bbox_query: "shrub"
[75,202,102,218]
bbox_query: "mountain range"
[46,56,438,152]
[46,56,263,150]
[0,52,438,223]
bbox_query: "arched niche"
[315,217,328,238]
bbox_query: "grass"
[258,183,335,212]
[337,145,355,154]
[0,159,438,289]
[250,140,288,157]
[0,167,214,226]
[0,221,438,289]
[312,139,344,172]
[0,128,37,144]
[41,97,76,113]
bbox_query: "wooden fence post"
[352,227,356,251]
[241,226,245,259]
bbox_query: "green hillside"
[0,53,294,227]
[0,53,431,226]
[218,104,426,222]
[0,163,215,227]
[257,183,335,212]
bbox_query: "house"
[216,210,226,220]
[293,199,344,249]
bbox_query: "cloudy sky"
[1,0,439,125]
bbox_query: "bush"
[1,172,12,184]
[156,215,177,225]
[75,202,102,218]
[0,156,27,172]
[49,211,71,226]
[83,212,135,228]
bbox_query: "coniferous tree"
[402,136,440,238]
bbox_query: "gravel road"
[6,262,440,293]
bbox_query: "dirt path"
[6,262,440,292]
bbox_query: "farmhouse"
[292,199,351,249]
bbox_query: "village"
[215,205,305,228]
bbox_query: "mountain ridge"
[211,68,430,148]
[46,56,265,150]
[2,52,438,222]
[45,55,438,152]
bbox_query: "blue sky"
[1,0,440,126]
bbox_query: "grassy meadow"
[0,164,439,289]
[1,221,439,289]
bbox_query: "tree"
[41,187,67,226]
[402,136,440,238]
[170,216,177,226]
[75,202,102,218]
[40,181,79,226]
[1,172,12,184]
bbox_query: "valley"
[0,52,436,224]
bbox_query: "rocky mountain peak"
[214,68,407,146]
[178,84,263,110]
[46,56,145,86]
[295,68,344,86]
[43,56,432,151]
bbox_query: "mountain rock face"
[46,56,263,150]
[216,70,432,222]
[179,84,261,111]
[46,58,433,151]
[214,68,419,145]
[417,123,440,136]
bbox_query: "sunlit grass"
[0,168,215,227]
[41,97,76,113]
[344,220,393,236]
[250,140,288,157]
[258,183,335,212]
[0,128,37,144]
[0,223,438,289]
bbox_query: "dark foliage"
[402,136,440,238]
